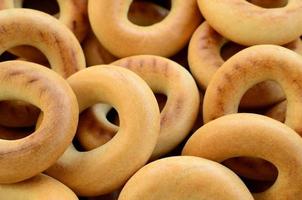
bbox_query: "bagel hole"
[7,46,50,68]
[22,0,60,16]
[73,104,120,152]
[0,100,40,140]
[247,0,288,8]
[220,41,246,61]
[222,157,277,193]
[106,107,119,126]
[128,0,170,26]
[0,51,18,62]
[155,93,167,112]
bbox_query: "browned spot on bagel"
[0,26,7,34]
[27,77,39,84]
[139,59,144,68]
[8,70,23,77]
[223,73,232,82]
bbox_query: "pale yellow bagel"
[77,56,200,159]
[83,1,168,66]
[5,0,88,62]
[0,8,85,127]
[118,156,253,200]
[203,45,302,136]
[182,113,302,199]
[45,66,160,196]
[189,22,302,108]
[198,0,302,45]
[0,61,78,183]
[0,174,78,200]
[0,8,85,77]
[88,0,201,57]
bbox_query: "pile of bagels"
[0,0,301,199]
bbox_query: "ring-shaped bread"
[83,1,168,66]
[203,45,302,136]
[118,156,253,200]
[189,22,302,108]
[88,0,201,57]
[198,0,302,45]
[0,8,85,127]
[3,0,88,62]
[0,61,78,184]
[182,113,302,199]
[77,55,200,159]
[45,65,160,196]
[0,174,78,200]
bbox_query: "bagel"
[203,45,302,136]
[0,174,78,199]
[77,55,200,159]
[198,0,302,45]
[88,0,201,57]
[5,0,88,62]
[83,1,168,66]
[0,61,78,183]
[0,8,85,77]
[45,66,160,196]
[118,156,253,200]
[0,8,85,127]
[182,113,302,199]
[202,44,302,180]
[188,22,302,108]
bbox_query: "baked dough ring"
[0,8,85,77]
[182,113,302,199]
[198,0,302,46]
[88,0,201,57]
[5,0,88,62]
[203,45,302,136]
[77,55,200,159]
[83,1,168,66]
[0,61,78,183]
[189,22,302,108]
[118,156,253,200]
[0,174,78,200]
[0,8,85,127]
[45,66,160,196]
